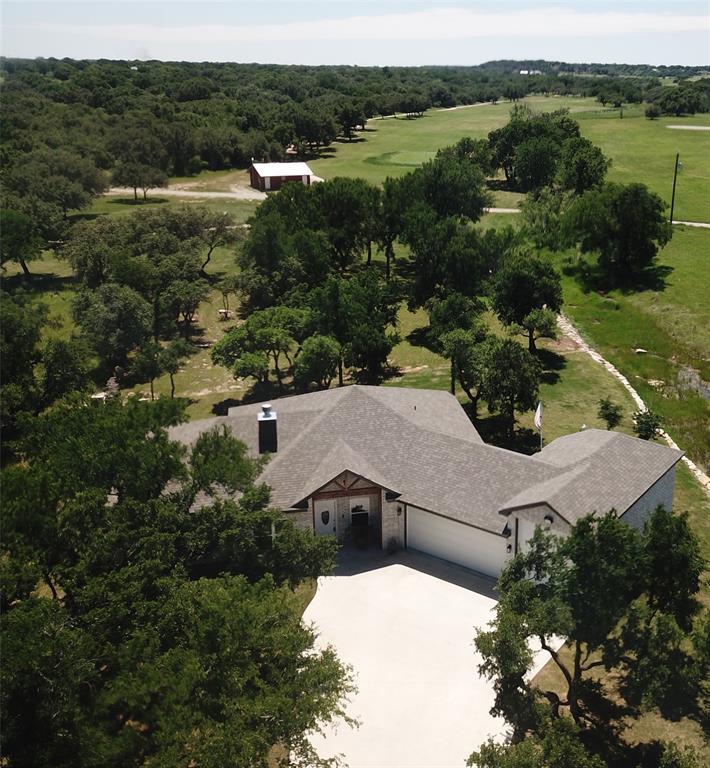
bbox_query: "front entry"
[314,498,337,536]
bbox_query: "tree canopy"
[474,507,707,754]
[1,397,352,767]
[563,183,672,284]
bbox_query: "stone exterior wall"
[286,508,313,531]
[381,494,405,551]
[620,466,676,531]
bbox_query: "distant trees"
[62,205,235,371]
[112,161,168,200]
[4,148,108,219]
[556,136,610,195]
[73,283,153,369]
[480,339,541,437]
[294,335,341,390]
[0,209,43,277]
[488,107,610,197]
[0,291,47,441]
[211,306,312,389]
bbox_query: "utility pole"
[669,152,680,224]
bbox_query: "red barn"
[249,162,313,192]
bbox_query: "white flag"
[534,402,543,432]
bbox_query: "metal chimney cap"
[258,403,276,421]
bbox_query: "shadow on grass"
[617,653,709,735]
[211,397,242,416]
[67,212,103,222]
[538,347,566,386]
[406,325,438,353]
[563,259,675,295]
[2,271,75,294]
[298,146,337,162]
[211,379,294,414]
[485,178,520,194]
[109,196,172,207]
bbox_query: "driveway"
[303,549,551,768]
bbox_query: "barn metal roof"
[251,162,313,177]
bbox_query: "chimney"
[258,403,277,454]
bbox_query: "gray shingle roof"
[499,430,684,523]
[169,387,683,533]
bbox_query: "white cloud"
[27,7,710,46]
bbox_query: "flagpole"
[535,401,543,452]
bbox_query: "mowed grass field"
[307,96,710,222]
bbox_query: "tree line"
[2,56,700,242]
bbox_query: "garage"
[406,506,510,578]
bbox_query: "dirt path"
[557,314,710,495]
[437,101,496,112]
[107,185,266,201]
[666,125,710,131]
[672,220,710,229]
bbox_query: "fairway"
[309,96,710,222]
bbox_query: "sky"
[1,1,709,66]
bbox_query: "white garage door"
[407,506,508,578]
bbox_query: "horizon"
[2,2,709,67]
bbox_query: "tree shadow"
[470,411,540,455]
[2,271,75,294]
[406,325,438,354]
[617,654,708,732]
[537,347,566,386]
[298,146,337,162]
[211,397,242,416]
[566,259,674,295]
[66,212,103,223]
[485,178,518,193]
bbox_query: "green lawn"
[82,195,259,224]
[305,97,710,221]
[553,226,710,475]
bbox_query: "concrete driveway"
[303,549,551,768]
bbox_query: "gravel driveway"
[304,549,553,768]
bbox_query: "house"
[170,386,682,579]
[249,161,313,192]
